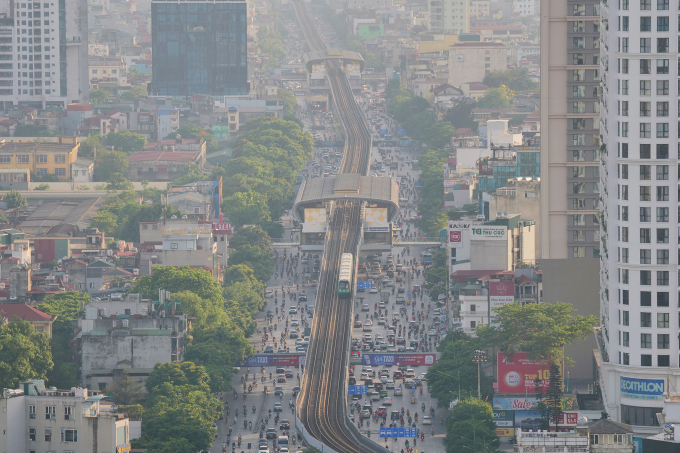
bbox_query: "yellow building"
[0,303,56,339]
[0,136,79,179]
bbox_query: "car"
[277,349,286,354]
[397,287,405,293]
[391,410,401,420]
[298,293,307,301]
[360,409,371,419]
[397,345,406,352]
[369,288,378,294]
[422,415,432,425]
[376,406,388,416]
[374,382,384,391]
[265,345,274,353]
[274,386,284,396]
[289,307,298,314]
[280,419,290,429]
[258,449,270,453]
[279,448,289,453]
[289,331,298,339]
[371,392,381,401]
[395,276,403,282]
[290,319,299,327]
[354,320,363,328]
[259,438,269,447]
[405,369,416,378]
[266,290,274,298]
[267,310,274,317]
[386,380,395,389]
[382,397,393,405]
[396,336,405,344]
[429,329,437,336]
[394,387,403,396]
[378,316,386,325]
[277,375,287,383]
[420,373,428,382]
[380,375,388,383]
[285,369,294,378]
[266,428,278,439]
[395,297,406,305]
[311,280,319,287]
[273,402,283,412]
[361,304,370,311]
[378,302,386,309]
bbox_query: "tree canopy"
[120,86,148,101]
[444,398,499,453]
[476,301,598,362]
[105,131,147,153]
[132,266,224,302]
[14,124,57,137]
[89,88,109,104]
[476,86,513,109]
[0,318,53,389]
[483,68,538,92]
[4,190,27,209]
[95,149,130,182]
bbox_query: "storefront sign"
[471,226,507,240]
[489,281,515,314]
[362,354,436,366]
[497,352,553,394]
[161,226,212,238]
[493,410,514,427]
[495,428,514,437]
[620,377,665,400]
[448,229,463,248]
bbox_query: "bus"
[338,253,353,297]
[421,252,433,265]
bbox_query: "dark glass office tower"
[151,0,249,96]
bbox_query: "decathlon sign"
[620,377,664,400]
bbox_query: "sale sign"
[497,352,553,394]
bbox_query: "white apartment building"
[0,379,131,453]
[448,41,506,87]
[0,0,89,110]
[428,0,469,34]
[598,0,680,432]
[512,0,535,17]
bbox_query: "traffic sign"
[348,385,367,395]
[380,427,417,437]
[357,281,373,290]
[396,128,406,135]
[379,128,389,135]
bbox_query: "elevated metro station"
[293,174,399,251]
[303,49,365,94]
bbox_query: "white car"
[394,387,403,396]
[291,319,299,327]
[369,288,378,294]
[429,329,438,336]
[371,392,381,401]
[382,397,393,406]
[422,415,432,425]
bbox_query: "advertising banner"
[362,354,436,366]
[448,229,463,248]
[365,208,388,227]
[240,354,304,367]
[620,377,665,400]
[495,428,515,437]
[489,281,515,316]
[304,208,327,227]
[497,352,553,394]
[493,397,577,411]
[513,410,579,428]
[471,225,507,241]
[493,410,514,427]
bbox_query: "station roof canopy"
[293,175,399,222]
[303,48,366,73]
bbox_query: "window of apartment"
[641,333,652,348]
[640,123,652,138]
[573,37,585,49]
[573,53,585,65]
[573,134,586,146]
[621,101,629,116]
[573,150,586,162]
[641,16,652,31]
[657,102,669,116]
[657,59,670,74]
[573,166,586,178]
[36,154,47,163]
[640,102,651,116]
[641,0,651,9]
[573,182,586,194]
[657,123,669,137]
[657,80,669,95]
[657,229,670,244]
[657,15,670,30]
[658,293,670,308]
[573,247,586,258]
[0,154,10,164]
[641,249,652,264]
[641,165,652,179]
[573,198,587,210]
[657,207,669,221]
[621,226,629,242]
[29,427,36,441]
[658,334,670,348]
[623,270,630,285]
[621,58,629,74]
[640,228,651,243]
[622,206,629,221]
[656,144,669,158]
[44,428,51,441]
[470,320,476,329]
[45,406,55,420]
[621,122,629,137]
[54,168,65,177]
[170,242,178,249]
[60,428,77,442]
[64,406,73,420]
[640,80,651,95]
[622,16,629,31]
[641,59,652,74]
[641,270,652,285]
[573,69,585,81]
[621,143,629,158]
[657,38,669,52]
[657,0,669,9]
[658,355,670,366]
[656,165,669,179]
[622,185,629,200]
[623,310,630,325]
[17,154,29,164]
[623,352,630,365]
[621,37,629,52]
[29,405,35,419]
[657,271,669,286]
[657,186,669,201]
[642,312,653,328]
[623,331,630,346]
[573,230,586,242]
[640,144,651,158]
[640,186,651,201]
[572,118,586,129]
[573,102,586,113]
[640,38,652,52]
[54,153,65,163]
[573,4,585,15]
[573,85,585,97]
[622,247,629,263]
[35,168,47,177]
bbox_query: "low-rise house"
[0,303,56,338]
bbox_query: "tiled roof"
[128,151,198,162]
[0,303,54,322]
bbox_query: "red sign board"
[497,352,553,394]
[449,230,462,243]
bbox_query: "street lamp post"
[473,350,487,398]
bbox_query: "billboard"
[620,377,665,400]
[493,397,577,411]
[514,411,578,428]
[240,354,304,367]
[362,354,436,366]
[497,352,553,394]
[304,208,327,227]
[365,208,388,227]
[495,428,514,437]
[489,280,515,315]
[471,225,507,241]
[493,410,514,427]
[448,229,463,248]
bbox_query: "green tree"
[107,370,146,405]
[145,362,212,395]
[105,173,135,191]
[89,211,119,236]
[0,318,54,389]
[89,88,109,104]
[223,264,260,288]
[105,131,146,153]
[221,191,271,227]
[77,134,102,158]
[165,124,221,154]
[120,86,148,101]
[34,183,50,190]
[476,301,598,363]
[443,100,477,132]
[483,68,538,92]
[535,363,564,430]
[171,290,227,328]
[476,87,511,109]
[14,124,57,137]
[445,398,499,453]
[132,266,224,302]
[171,163,209,187]
[0,211,8,224]
[4,190,27,209]
[229,225,272,251]
[280,89,298,119]
[39,292,91,332]
[423,122,456,150]
[95,149,130,181]
[228,244,273,282]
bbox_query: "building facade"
[448,42,506,88]
[0,0,89,109]
[598,0,680,431]
[0,137,79,179]
[151,0,249,96]
[428,0,470,33]
[540,0,602,260]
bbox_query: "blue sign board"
[620,377,665,400]
[357,281,373,290]
[348,385,367,395]
[379,128,389,135]
[380,427,417,438]
[396,128,406,135]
